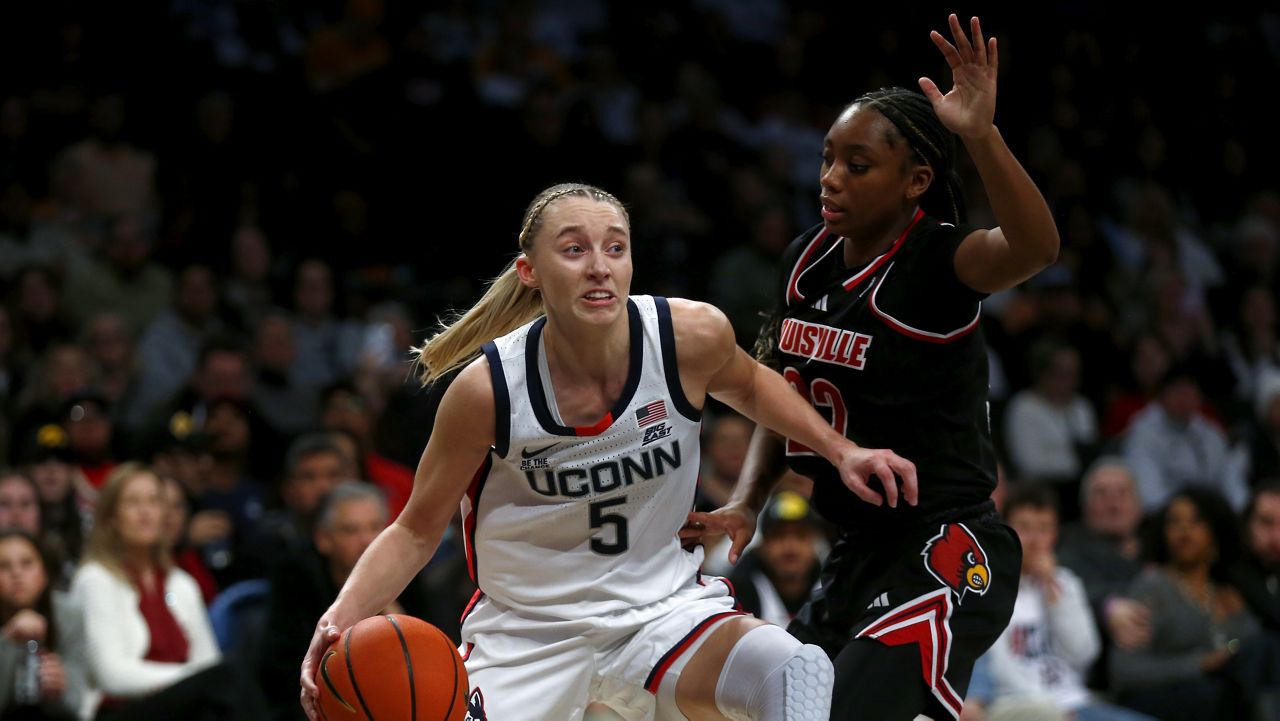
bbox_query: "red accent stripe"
[856,589,962,719]
[786,229,834,305]
[841,208,923,292]
[461,642,474,662]
[644,611,744,693]
[575,413,614,436]
[460,589,483,625]
[718,578,742,611]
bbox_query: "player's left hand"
[919,14,997,140]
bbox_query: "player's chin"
[823,214,859,236]
[576,297,625,321]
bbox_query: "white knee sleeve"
[713,624,833,721]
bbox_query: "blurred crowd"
[0,1,1278,719]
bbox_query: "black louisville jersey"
[765,210,997,531]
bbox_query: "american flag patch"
[636,400,668,428]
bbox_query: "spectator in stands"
[1123,366,1248,512]
[63,215,171,333]
[131,264,225,422]
[261,482,431,721]
[60,390,116,490]
[1233,482,1280,630]
[0,529,82,720]
[0,470,40,534]
[70,462,266,720]
[246,433,348,575]
[319,381,411,518]
[1057,458,1150,685]
[987,486,1152,720]
[728,490,822,627]
[1109,488,1260,721]
[289,259,362,390]
[1004,339,1098,518]
[22,424,89,586]
[250,310,318,437]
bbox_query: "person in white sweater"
[984,486,1154,721]
[68,462,265,721]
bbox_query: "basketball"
[316,614,468,721]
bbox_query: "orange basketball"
[316,614,468,721]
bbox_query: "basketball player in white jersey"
[299,183,918,721]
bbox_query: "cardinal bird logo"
[464,688,487,721]
[921,523,990,604]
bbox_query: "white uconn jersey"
[464,296,704,620]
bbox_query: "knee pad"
[714,624,834,721]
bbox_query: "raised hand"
[919,14,997,140]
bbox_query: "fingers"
[970,16,986,65]
[686,511,735,535]
[728,526,752,566]
[843,473,883,507]
[947,13,973,62]
[302,686,319,721]
[930,29,962,67]
[989,36,998,71]
[918,77,943,105]
[873,461,898,508]
[892,456,918,506]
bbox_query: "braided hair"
[851,87,967,225]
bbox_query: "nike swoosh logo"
[520,442,559,459]
[320,650,355,712]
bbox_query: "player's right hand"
[300,615,343,721]
[681,502,758,565]
[830,445,918,509]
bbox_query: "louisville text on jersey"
[525,440,682,498]
[778,318,873,370]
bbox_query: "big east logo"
[921,523,990,603]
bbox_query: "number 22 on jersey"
[783,367,848,456]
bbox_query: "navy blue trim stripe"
[719,578,743,611]
[653,297,702,423]
[464,456,493,582]
[644,611,743,692]
[480,342,509,457]
[526,299,644,436]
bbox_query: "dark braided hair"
[850,87,967,225]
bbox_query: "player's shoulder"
[664,297,736,373]
[781,222,830,267]
[437,356,498,430]
[905,216,978,256]
[665,298,732,343]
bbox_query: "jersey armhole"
[480,342,510,457]
[653,297,703,423]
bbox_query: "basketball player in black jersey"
[683,14,1060,720]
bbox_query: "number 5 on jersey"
[782,367,848,456]
[589,496,629,555]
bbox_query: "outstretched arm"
[299,359,496,719]
[672,300,916,560]
[920,14,1060,294]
